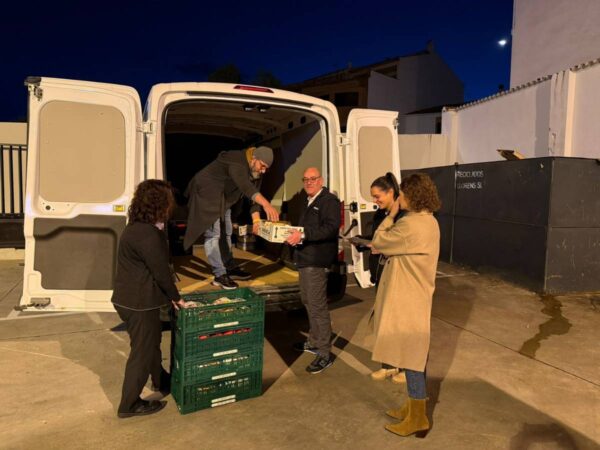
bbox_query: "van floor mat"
[172,246,299,294]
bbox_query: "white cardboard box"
[257,220,303,243]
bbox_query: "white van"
[19,77,400,312]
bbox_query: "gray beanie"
[254,146,273,167]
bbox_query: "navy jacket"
[292,187,340,269]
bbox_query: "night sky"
[1,0,513,122]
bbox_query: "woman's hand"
[172,299,187,310]
[368,243,380,255]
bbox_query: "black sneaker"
[306,354,333,374]
[292,341,318,354]
[212,275,238,290]
[227,267,252,280]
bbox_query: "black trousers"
[115,306,167,413]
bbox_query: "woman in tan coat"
[370,173,441,438]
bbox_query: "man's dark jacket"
[293,187,341,268]
[184,150,262,250]
[111,222,180,311]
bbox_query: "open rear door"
[345,109,400,287]
[20,77,143,311]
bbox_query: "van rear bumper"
[251,262,347,311]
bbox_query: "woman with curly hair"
[370,173,441,438]
[112,180,186,418]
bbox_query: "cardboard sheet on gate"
[257,220,303,243]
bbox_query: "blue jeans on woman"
[405,369,427,399]
[204,209,233,277]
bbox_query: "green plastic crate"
[172,346,263,385]
[172,370,262,415]
[174,321,264,358]
[177,288,265,333]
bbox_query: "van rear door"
[344,109,400,288]
[20,77,143,312]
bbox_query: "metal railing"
[0,144,27,218]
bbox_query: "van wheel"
[327,272,347,303]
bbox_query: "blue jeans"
[405,369,427,399]
[204,209,233,277]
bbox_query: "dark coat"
[184,150,262,250]
[292,187,341,269]
[111,222,180,311]
[367,209,404,285]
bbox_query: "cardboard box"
[257,220,303,243]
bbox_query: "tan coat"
[370,212,440,371]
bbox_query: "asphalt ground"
[1,260,599,449]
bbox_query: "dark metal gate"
[0,143,27,248]
[402,157,600,294]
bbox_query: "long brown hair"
[128,180,175,224]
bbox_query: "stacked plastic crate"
[171,287,265,414]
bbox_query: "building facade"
[287,43,463,131]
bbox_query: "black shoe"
[292,341,318,354]
[306,354,333,374]
[227,267,252,281]
[212,275,238,290]
[118,399,167,418]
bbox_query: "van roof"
[148,82,332,108]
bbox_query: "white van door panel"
[345,109,400,288]
[21,77,143,311]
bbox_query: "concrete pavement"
[0,260,598,449]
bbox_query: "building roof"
[286,49,430,90]
[405,103,463,115]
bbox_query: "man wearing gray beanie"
[184,146,279,289]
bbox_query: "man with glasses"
[184,146,279,289]
[286,167,340,373]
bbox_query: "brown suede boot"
[385,401,409,420]
[385,398,430,438]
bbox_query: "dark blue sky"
[1,0,513,121]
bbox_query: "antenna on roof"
[426,40,435,53]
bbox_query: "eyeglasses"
[302,176,321,183]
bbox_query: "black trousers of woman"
[115,305,167,413]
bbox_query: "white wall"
[444,80,551,163]
[572,63,600,159]
[399,113,439,134]
[0,122,27,145]
[367,71,407,112]
[511,0,600,87]
[396,51,464,112]
[441,62,600,165]
[367,51,463,115]
[398,134,452,170]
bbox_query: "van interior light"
[234,85,274,93]
[243,104,270,113]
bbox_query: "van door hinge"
[139,121,155,134]
[338,135,350,146]
[393,117,398,130]
[27,84,43,101]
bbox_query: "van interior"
[162,99,329,300]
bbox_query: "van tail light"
[233,85,274,93]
